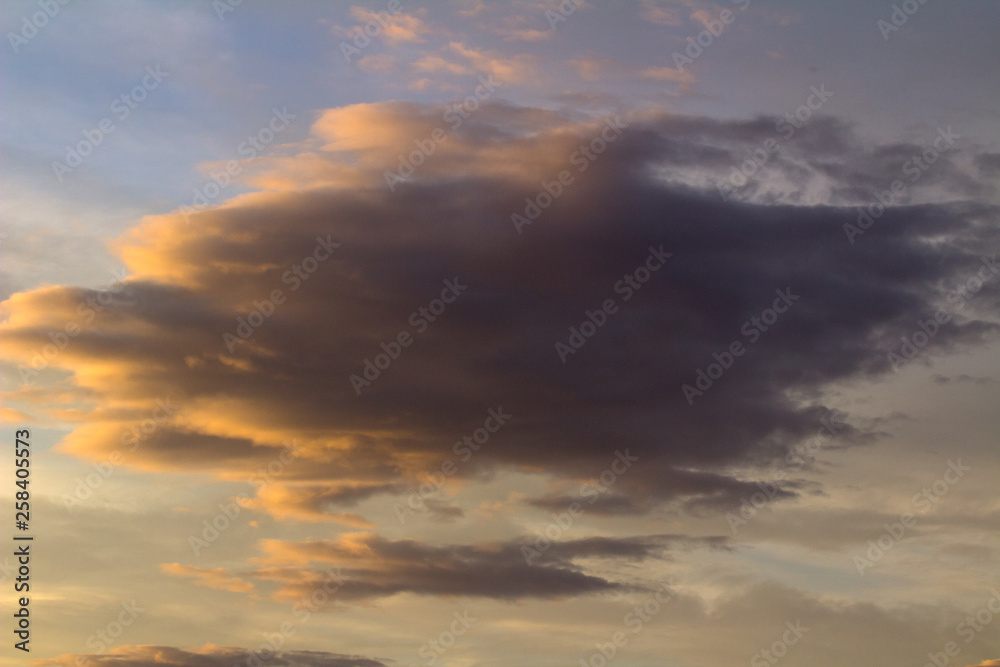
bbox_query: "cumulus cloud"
[1,101,997,532]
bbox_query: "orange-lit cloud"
[569,56,695,89]
[244,483,381,527]
[1,101,996,538]
[640,65,696,85]
[638,0,684,26]
[346,6,433,44]
[160,563,255,593]
[446,41,536,83]
[245,532,705,603]
[356,54,397,75]
[0,405,33,423]
[411,54,473,76]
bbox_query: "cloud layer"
[32,645,385,667]
[2,103,998,530]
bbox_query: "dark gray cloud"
[252,533,718,602]
[2,103,998,522]
[34,646,386,667]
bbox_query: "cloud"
[32,645,386,667]
[0,405,33,423]
[356,54,397,75]
[346,7,432,45]
[661,581,1000,667]
[411,54,473,76]
[245,532,715,603]
[974,153,1000,178]
[243,483,384,526]
[452,0,488,18]
[639,65,696,84]
[446,41,536,83]
[569,56,695,89]
[159,563,255,593]
[636,0,734,28]
[933,373,994,385]
[0,102,997,531]
[638,0,685,26]
[495,26,551,42]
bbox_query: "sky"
[0,1,998,666]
